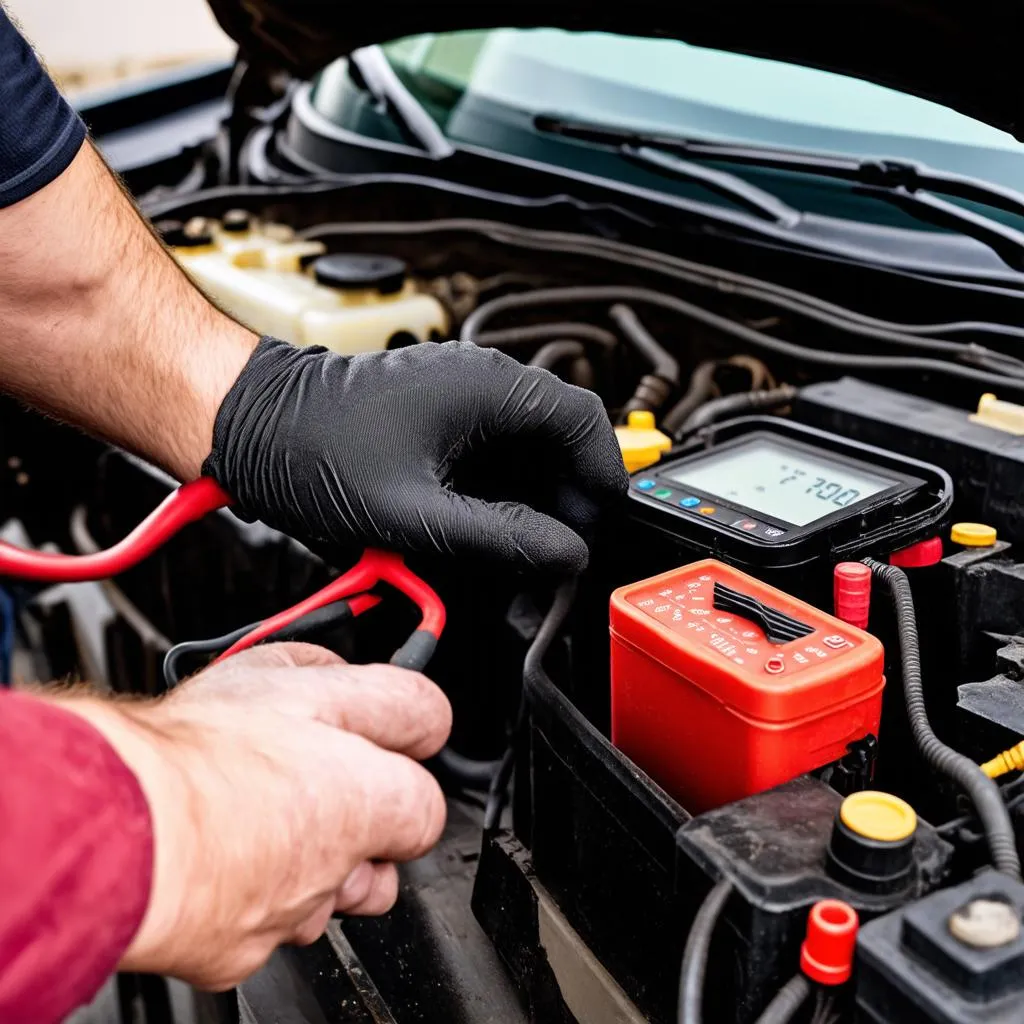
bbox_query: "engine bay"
[9,173,1024,1024]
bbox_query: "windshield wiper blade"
[536,114,1024,269]
[620,145,800,227]
[536,114,1024,221]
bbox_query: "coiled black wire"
[677,878,733,1024]
[753,974,812,1024]
[483,579,578,831]
[864,558,1022,879]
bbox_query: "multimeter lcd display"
[663,437,898,527]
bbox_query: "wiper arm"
[537,114,1024,219]
[537,114,1024,270]
[350,47,454,160]
[621,145,800,227]
[869,189,1024,272]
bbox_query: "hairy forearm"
[0,142,256,479]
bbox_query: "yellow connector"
[980,740,1024,779]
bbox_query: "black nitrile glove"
[203,338,627,572]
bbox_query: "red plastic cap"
[889,537,943,569]
[800,900,859,985]
[834,562,872,629]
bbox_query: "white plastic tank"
[165,212,449,353]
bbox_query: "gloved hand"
[203,337,627,572]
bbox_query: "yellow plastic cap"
[951,522,998,547]
[970,393,1024,436]
[839,791,917,842]
[615,410,672,474]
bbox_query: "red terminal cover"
[834,561,872,629]
[610,559,884,814]
[800,900,859,985]
[889,536,943,569]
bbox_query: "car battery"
[610,558,885,813]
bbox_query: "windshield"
[307,30,1024,232]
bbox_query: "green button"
[653,488,673,500]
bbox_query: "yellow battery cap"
[615,410,672,474]
[951,522,998,547]
[839,791,917,842]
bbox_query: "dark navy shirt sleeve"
[0,9,86,209]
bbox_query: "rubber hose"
[460,285,1024,396]
[661,361,719,434]
[864,558,1022,879]
[677,878,732,1024]
[753,974,812,1024]
[475,321,618,355]
[675,384,798,440]
[608,303,681,385]
[295,218,1024,353]
[529,339,594,388]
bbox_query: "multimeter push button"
[765,654,786,674]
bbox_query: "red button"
[765,655,785,674]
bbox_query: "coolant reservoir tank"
[171,215,448,353]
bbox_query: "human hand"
[203,338,627,573]
[56,643,450,990]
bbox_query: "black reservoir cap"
[827,791,917,895]
[155,218,213,248]
[312,253,407,295]
[221,209,252,233]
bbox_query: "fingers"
[432,490,590,573]
[280,662,452,759]
[290,862,401,947]
[333,861,400,917]
[487,360,628,504]
[340,734,447,864]
[210,641,346,670]
[173,651,452,760]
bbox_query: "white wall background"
[7,0,233,88]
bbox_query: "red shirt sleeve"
[0,689,154,1024]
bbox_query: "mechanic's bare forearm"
[0,142,256,480]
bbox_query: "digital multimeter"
[627,418,952,573]
[569,417,952,733]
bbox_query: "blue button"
[679,496,700,508]
[635,478,657,491]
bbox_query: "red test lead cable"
[215,548,446,670]
[0,478,446,671]
[0,477,231,582]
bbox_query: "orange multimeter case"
[610,558,884,814]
